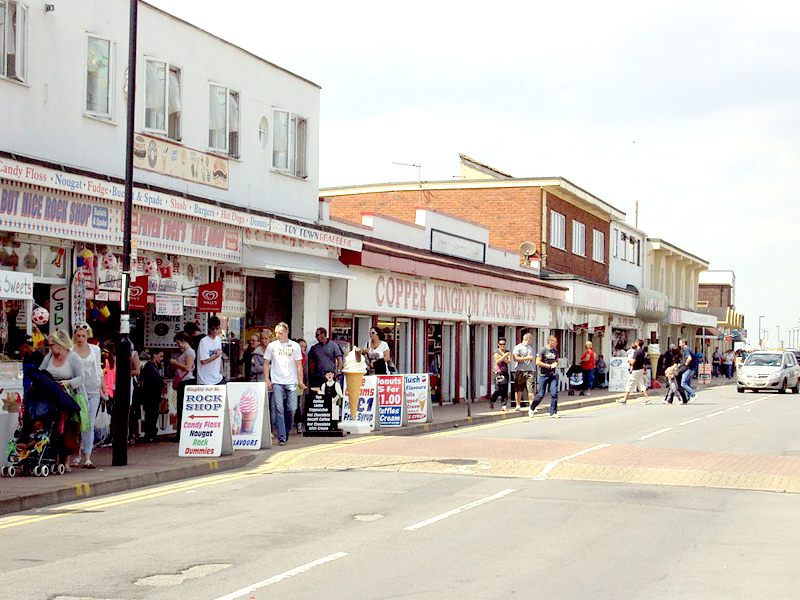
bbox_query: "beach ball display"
[32,306,49,325]
[144,258,158,275]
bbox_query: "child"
[663,364,688,404]
[16,420,48,453]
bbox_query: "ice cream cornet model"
[341,347,367,419]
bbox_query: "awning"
[718,330,746,342]
[697,327,721,336]
[241,245,355,280]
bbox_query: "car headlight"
[768,371,782,381]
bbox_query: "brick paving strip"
[287,436,800,494]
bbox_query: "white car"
[737,350,800,393]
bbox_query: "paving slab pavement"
[0,379,729,515]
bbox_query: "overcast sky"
[151,0,800,345]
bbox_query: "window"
[617,231,628,261]
[208,84,239,157]
[572,221,586,256]
[592,229,605,263]
[258,116,269,149]
[145,58,181,140]
[86,35,112,119]
[272,109,308,177]
[629,238,641,265]
[0,0,26,82]
[549,210,565,250]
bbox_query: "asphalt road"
[2,381,799,600]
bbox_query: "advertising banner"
[197,280,224,313]
[133,133,229,190]
[155,295,183,316]
[608,357,629,392]
[0,271,33,300]
[129,276,149,311]
[144,304,204,349]
[221,271,246,317]
[178,385,233,457]
[377,374,404,427]
[405,374,430,424]
[342,375,378,431]
[226,382,270,450]
[303,386,344,437]
[132,211,241,263]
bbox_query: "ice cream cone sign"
[342,347,367,419]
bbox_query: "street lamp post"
[112,0,138,466]
[776,325,781,349]
[758,315,765,349]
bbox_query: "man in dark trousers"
[530,335,561,418]
[139,350,165,443]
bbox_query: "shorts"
[514,371,536,395]
[625,369,647,393]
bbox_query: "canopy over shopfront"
[718,330,746,342]
[241,245,354,280]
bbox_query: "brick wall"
[699,284,732,307]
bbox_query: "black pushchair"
[2,369,80,478]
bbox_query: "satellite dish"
[519,241,537,258]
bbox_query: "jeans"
[81,393,101,456]
[533,374,559,415]
[271,383,298,443]
[583,368,595,390]
[725,364,734,379]
[680,368,696,400]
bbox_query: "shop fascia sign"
[346,268,549,327]
[567,281,637,315]
[0,270,33,300]
[0,156,361,251]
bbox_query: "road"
[2,381,800,600]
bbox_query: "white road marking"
[211,553,348,600]
[533,443,611,480]
[707,411,725,417]
[639,427,673,440]
[743,400,758,405]
[404,489,515,531]
[726,405,741,411]
[678,418,701,426]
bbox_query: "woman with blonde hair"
[71,322,108,468]
[40,329,87,472]
[579,340,596,396]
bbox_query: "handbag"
[493,371,507,385]
[94,399,111,446]
[171,370,185,390]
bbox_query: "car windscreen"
[744,353,782,367]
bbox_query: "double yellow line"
[0,435,387,531]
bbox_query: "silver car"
[737,350,800,393]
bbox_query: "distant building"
[698,270,745,349]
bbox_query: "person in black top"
[238,333,259,382]
[19,335,45,395]
[617,339,652,404]
[138,350,165,443]
[530,335,561,418]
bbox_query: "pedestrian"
[238,333,259,382]
[662,363,688,404]
[308,327,344,388]
[139,349,165,443]
[169,332,195,441]
[489,338,511,409]
[678,338,697,403]
[723,348,735,379]
[184,322,205,356]
[71,323,108,468]
[617,339,652,404]
[364,326,391,374]
[19,334,45,395]
[511,333,536,411]
[265,322,307,445]
[250,329,273,382]
[579,341,596,395]
[296,338,309,434]
[530,335,560,418]
[196,316,225,386]
[712,347,722,378]
[595,354,607,388]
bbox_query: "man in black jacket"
[139,350,165,443]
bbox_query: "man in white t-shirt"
[265,322,307,445]
[196,316,224,385]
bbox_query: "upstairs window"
[86,35,112,119]
[592,229,605,263]
[272,109,308,178]
[209,84,240,157]
[145,58,181,140]
[572,221,586,256]
[549,210,565,250]
[0,1,27,82]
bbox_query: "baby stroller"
[2,369,80,478]
[567,364,584,396]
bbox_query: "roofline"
[321,176,626,220]
[647,238,709,266]
[142,2,321,90]
[458,153,514,179]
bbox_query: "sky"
[150,0,800,346]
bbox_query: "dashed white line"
[639,427,673,440]
[404,489,515,531]
[743,400,758,405]
[707,411,725,417]
[726,405,741,411]
[678,418,701,426]
[534,443,611,480]
[211,553,348,600]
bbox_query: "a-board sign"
[227,382,270,450]
[377,374,404,427]
[342,375,378,431]
[698,363,712,381]
[608,357,629,392]
[178,385,233,457]
[304,386,344,437]
[405,374,429,424]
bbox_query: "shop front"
[332,266,555,404]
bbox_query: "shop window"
[0,0,27,82]
[549,211,565,250]
[145,58,181,140]
[592,229,605,263]
[572,221,585,256]
[209,84,239,157]
[0,240,68,280]
[272,109,307,178]
[86,35,113,120]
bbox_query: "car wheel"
[778,379,787,394]
[792,379,800,394]
[737,387,744,393]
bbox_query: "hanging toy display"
[6,245,19,270]
[32,306,50,326]
[144,258,158,276]
[51,247,66,268]
[102,251,118,271]
[77,248,95,269]
[24,245,38,270]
